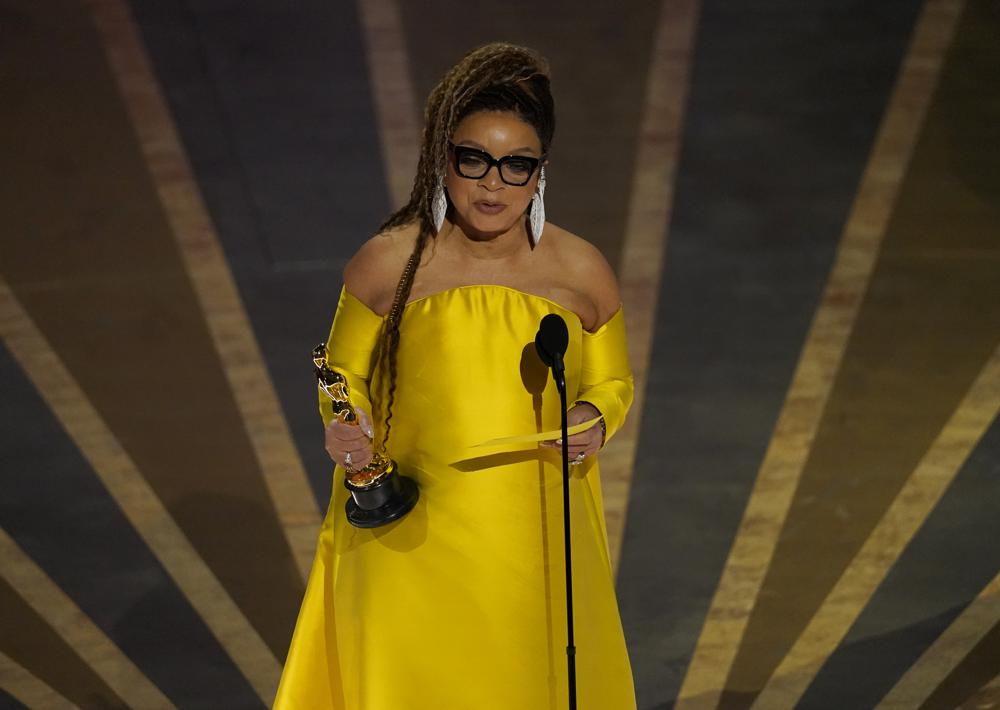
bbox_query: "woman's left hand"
[540,402,604,463]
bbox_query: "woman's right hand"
[324,408,375,470]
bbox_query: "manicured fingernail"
[555,438,562,445]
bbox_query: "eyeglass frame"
[447,142,546,187]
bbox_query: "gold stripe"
[357,0,421,209]
[0,280,281,704]
[86,0,321,582]
[676,1,963,705]
[0,529,172,709]
[605,0,701,574]
[754,343,1000,708]
[878,571,1000,708]
[0,649,81,710]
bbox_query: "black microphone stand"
[551,350,577,710]
[536,312,577,710]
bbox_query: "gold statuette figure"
[312,344,419,527]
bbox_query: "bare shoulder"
[343,222,419,315]
[543,223,621,328]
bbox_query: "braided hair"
[371,42,556,454]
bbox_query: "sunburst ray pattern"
[1,0,997,707]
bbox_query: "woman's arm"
[319,233,411,469]
[571,234,633,443]
[572,307,634,444]
[319,285,384,470]
[542,233,634,458]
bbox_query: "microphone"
[535,313,568,388]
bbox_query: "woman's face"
[445,111,544,239]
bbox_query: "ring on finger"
[344,451,353,469]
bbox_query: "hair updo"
[372,42,556,453]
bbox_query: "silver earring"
[529,167,546,243]
[432,174,447,233]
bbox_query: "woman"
[274,42,636,709]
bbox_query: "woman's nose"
[478,164,504,189]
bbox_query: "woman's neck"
[439,215,532,262]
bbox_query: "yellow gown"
[274,284,636,710]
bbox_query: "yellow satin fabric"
[274,284,636,710]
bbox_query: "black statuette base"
[344,467,419,528]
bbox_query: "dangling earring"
[432,174,447,233]
[529,166,546,244]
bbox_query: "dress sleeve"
[571,306,634,444]
[318,286,384,427]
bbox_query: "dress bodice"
[387,284,586,463]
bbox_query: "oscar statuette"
[312,344,419,528]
